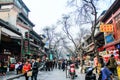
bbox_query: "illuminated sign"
[100,24,113,32]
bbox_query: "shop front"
[103,38,120,62]
[0,19,22,62]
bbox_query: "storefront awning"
[1,27,21,39]
[0,19,21,36]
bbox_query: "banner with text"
[100,24,113,32]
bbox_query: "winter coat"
[107,57,117,69]
[23,64,31,73]
[32,62,39,73]
[98,66,112,80]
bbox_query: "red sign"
[97,47,104,52]
[106,46,115,50]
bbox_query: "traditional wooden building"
[0,0,46,60]
[0,19,22,61]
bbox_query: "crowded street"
[0,0,120,80]
[0,68,85,80]
[15,69,85,80]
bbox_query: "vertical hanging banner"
[24,39,30,54]
[100,24,113,32]
[50,53,53,60]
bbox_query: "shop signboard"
[100,24,113,32]
[105,34,114,43]
[24,39,30,54]
[25,32,29,38]
[99,51,108,56]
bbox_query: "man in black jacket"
[31,58,39,80]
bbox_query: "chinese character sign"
[100,24,113,32]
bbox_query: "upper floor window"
[0,0,13,3]
[14,0,28,16]
[15,0,22,9]
[1,5,13,9]
[22,8,28,16]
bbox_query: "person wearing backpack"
[98,56,113,80]
[107,54,117,75]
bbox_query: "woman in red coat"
[23,61,31,80]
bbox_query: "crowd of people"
[0,54,119,80]
[15,58,79,80]
[94,54,118,80]
[0,57,40,80]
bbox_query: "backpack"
[107,58,117,68]
[98,67,112,80]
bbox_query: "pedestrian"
[52,60,55,69]
[98,56,113,80]
[58,60,61,69]
[31,58,39,80]
[16,61,23,74]
[62,60,65,71]
[23,61,32,80]
[54,59,58,68]
[0,63,3,76]
[45,59,50,71]
[3,61,7,76]
[94,55,98,74]
[15,62,20,74]
[80,59,84,73]
[107,54,117,75]
[49,60,53,71]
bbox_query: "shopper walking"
[107,54,117,75]
[23,61,31,80]
[31,58,39,80]
[98,57,113,80]
[62,60,65,71]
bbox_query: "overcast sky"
[23,0,71,34]
[23,0,115,34]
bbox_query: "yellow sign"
[100,24,113,32]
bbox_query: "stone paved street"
[11,69,85,80]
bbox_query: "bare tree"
[67,0,114,57]
[61,37,74,56]
[57,15,90,57]
[43,26,68,59]
[43,26,56,49]
[62,15,77,56]
[76,28,91,51]
[52,33,66,58]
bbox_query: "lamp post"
[65,59,68,78]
